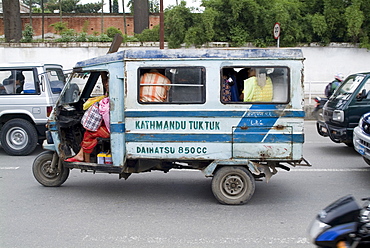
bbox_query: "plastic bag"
[83,95,106,110]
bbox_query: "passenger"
[2,71,24,94]
[240,68,273,102]
[222,68,239,102]
[139,69,171,102]
[65,72,110,163]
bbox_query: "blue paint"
[317,223,356,242]
[74,49,304,69]
[125,110,305,118]
[125,133,304,143]
[110,123,125,133]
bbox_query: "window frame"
[137,66,206,104]
[220,66,291,104]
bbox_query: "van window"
[0,69,37,95]
[138,67,206,104]
[221,67,289,103]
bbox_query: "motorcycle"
[312,96,328,122]
[308,195,370,248]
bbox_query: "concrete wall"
[0,43,369,117]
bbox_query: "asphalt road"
[1,120,370,248]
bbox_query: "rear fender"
[202,159,277,182]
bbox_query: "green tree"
[165,1,193,48]
[344,0,364,43]
[113,0,119,13]
[184,9,216,47]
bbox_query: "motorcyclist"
[325,73,344,98]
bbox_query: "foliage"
[113,0,119,13]
[21,24,34,43]
[50,22,69,35]
[106,27,123,39]
[135,25,160,42]
[164,1,194,48]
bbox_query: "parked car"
[353,112,370,166]
[317,72,370,146]
[0,63,66,155]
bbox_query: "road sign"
[273,23,280,39]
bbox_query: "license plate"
[321,126,327,133]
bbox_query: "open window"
[221,67,290,103]
[0,69,38,95]
[138,67,206,104]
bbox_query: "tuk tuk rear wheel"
[32,151,69,187]
[211,166,255,205]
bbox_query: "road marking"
[0,167,19,170]
[290,168,370,172]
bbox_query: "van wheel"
[211,166,255,205]
[32,151,69,187]
[0,119,38,156]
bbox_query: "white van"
[33,49,310,204]
[0,63,66,155]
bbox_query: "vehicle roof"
[74,48,304,69]
[0,62,63,69]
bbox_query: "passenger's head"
[101,71,109,92]
[248,68,256,77]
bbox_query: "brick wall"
[0,13,160,36]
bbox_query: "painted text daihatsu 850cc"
[32,49,310,205]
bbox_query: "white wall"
[1,44,369,102]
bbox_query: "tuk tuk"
[32,48,310,205]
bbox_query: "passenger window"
[47,68,66,94]
[0,69,37,95]
[221,67,289,103]
[138,67,205,104]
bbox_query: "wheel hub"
[223,175,244,195]
[6,127,28,149]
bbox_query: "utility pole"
[122,0,127,35]
[160,0,164,49]
[101,0,104,34]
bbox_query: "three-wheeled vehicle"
[33,48,310,205]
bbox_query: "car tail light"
[47,106,53,117]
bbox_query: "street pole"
[159,0,164,49]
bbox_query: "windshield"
[332,75,365,101]
[60,71,105,104]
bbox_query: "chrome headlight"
[332,110,344,122]
[308,218,330,243]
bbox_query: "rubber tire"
[0,118,38,156]
[64,83,80,102]
[364,157,370,166]
[211,166,255,205]
[32,151,69,187]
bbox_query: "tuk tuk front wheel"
[211,166,255,205]
[33,151,69,187]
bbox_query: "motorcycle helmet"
[335,73,344,82]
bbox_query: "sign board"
[273,23,280,39]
